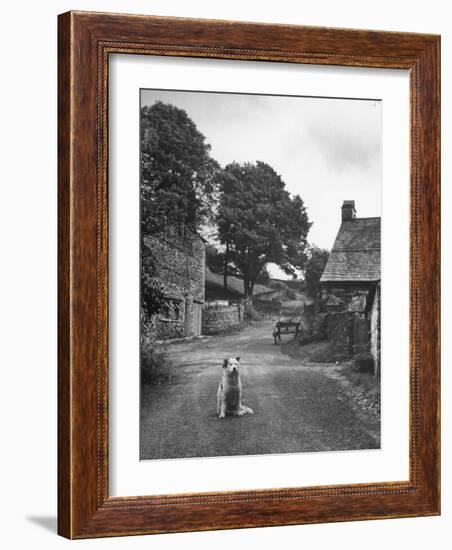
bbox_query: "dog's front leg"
[217,384,226,418]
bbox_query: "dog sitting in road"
[217,357,254,418]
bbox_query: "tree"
[140,102,219,233]
[304,245,330,297]
[216,161,311,298]
[205,245,224,274]
[255,266,271,285]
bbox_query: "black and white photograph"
[139,89,382,460]
[0,0,445,545]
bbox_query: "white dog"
[217,357,254,418]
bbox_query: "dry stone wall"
[326,311,355,358]
[202,302,244,335]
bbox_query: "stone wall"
[370,283,381,376]
[144,227,205,340]
[154,316,185,341]
[202,302,244,335]
[326,311,356,358]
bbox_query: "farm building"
[143,226,205,340]
[320,200,381,374]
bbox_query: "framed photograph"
[58,11,440,538]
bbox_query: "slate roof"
[320,217,381,283]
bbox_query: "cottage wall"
[144,229,205,340]
[320,281,380,374]
[320,283,371,313]
[370,283,381,376]
[155,315,185,341]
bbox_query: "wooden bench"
[272,301,304,344]
[273,321,300,344]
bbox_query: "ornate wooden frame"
[58,11,440,539]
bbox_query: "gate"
[193,302,202,336]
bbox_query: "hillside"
[205,267,274,299]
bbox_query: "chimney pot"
[342,200,356,221]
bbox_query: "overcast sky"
[141,89,381,275]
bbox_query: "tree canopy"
[304,245,330,297]
[140,102,219,233]
[140,102,316,303]
[216,161,311,297]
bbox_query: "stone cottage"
[320,200,381,374]
[143,225,205,340]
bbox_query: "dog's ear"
[223,359,229,368]
[236,356,240,362]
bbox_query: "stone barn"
[143,226,205,340]
[320,200,381,374]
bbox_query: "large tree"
[304,245,330,297]
[216,161,311,298]
[140,101,219,233]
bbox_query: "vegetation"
[140,102,220,233]
[351,350,375,374]
[216,161,311,298]
[268,280,297,300]
[337,364,381,420]
[304,245,330,297]
[283,340,338,363]
[141,247,166,317]
[141,347,174,385]
[205,244,224,274]
[205,266,273,301]
[140,102,318,333]
[141,103,315,301]
[140,247,166,352]
[255,267,271,285]
[140,102,221,324]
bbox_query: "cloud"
[140,90,382,249]
[308,122,380,174]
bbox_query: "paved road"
[140,320,380,460]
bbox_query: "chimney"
[341,200,356,221]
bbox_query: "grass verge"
[141,347,175,385]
